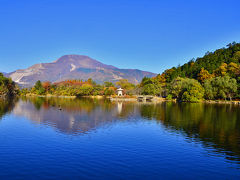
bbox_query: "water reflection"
[0,98,17,119]
[2,97,240,163]
[139,103,240,162]
[13,97,122,135]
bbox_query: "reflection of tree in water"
[0,98,17,119]
[21,96,45,110]
[139,102,240,161]
[14,98,240,162]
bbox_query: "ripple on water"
[0,98,239,179]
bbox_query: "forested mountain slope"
[162,42,240,82]
[140,42,240,102]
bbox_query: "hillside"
[7,55,156,87]
[139,42,240,102]
[162,42,240,82]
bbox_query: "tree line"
[2,42,240,102]
[139,42,240,102]
[20,78,136,97]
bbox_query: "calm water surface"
[0,97,240,179]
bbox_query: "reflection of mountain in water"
[13,98,136,135]
[11,97,240,162]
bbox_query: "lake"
[0,97,240,179]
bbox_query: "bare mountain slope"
[8,55,156,86]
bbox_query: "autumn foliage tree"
[197,68,213,83]
[214,63,228,77]
[227,62,240,77]
[42,81,51,93]
[116,79,135,90]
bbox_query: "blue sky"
[0,0,240,73]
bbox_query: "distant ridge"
[7,55,156,86]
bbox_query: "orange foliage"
[227,62,240,76]
[42,81,51,91]
[197,68,213,83]
[214,63,228,76]
[54,79,94,87]
[155,74,166,85]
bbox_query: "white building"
[117,88,123,96]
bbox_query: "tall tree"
[33,80,46,95]
[204,76,237,100]
[169,77,204,102]
[197,68,213,83]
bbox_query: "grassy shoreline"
[21,94,240,105]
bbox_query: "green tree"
[203,80,214,100]
[104,87,115,96]
[141,84,156,95]
[116,79,135,95]
[20,88,30,96]
[76,84,94,96]
[140,77,153,87]
[33,80,46,95]
[169,77,187,99]
[92,85,104,95]
[169,77,204,102]
[233,51,240,62]
[104,81,115,88]
[204,76,237,100]
[140,77,163,96]
[182,82,204,102]
[0,73,19,97]
[116,79,135,90]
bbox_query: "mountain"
[8,55,156,86]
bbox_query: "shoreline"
[25,94,77,98]
[203,100,240,105]
[21,94,240,105]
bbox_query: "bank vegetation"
[2,42,240,103]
